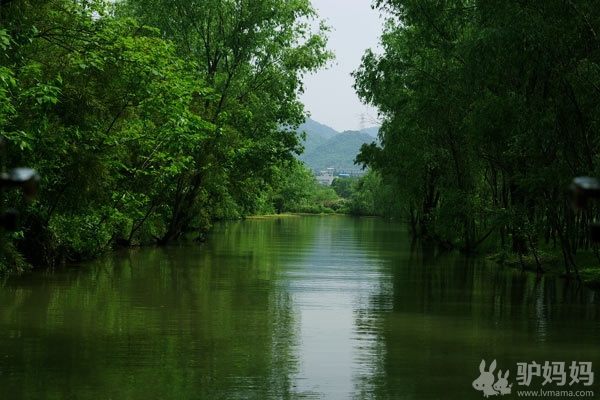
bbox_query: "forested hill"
[298,118,339,140]
[296,119,379,172]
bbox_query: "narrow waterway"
[0,215,598,399]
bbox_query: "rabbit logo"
[494,370,512,395]
[472,360,512,397]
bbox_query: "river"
[0,215,599,399]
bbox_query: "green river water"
[0,215,599,399]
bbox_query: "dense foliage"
[354,0,600,275]
[0,0,331,270]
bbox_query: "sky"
[299,0,385,132]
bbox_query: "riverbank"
[487,249,600,291]
[7,212,600,294]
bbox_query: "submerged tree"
[0,0,332,268]
[355,0,600,272]
[117,0,332,242]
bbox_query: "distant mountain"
[360,126,380,138]
[298,119,339,140]
[296,119,378,173]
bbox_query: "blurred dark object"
[571,176,600,210]
[0,168,40,202]
[0,208,18,231]
[0,137,40,232]
[590,222,600,243]
[572,176,600,243]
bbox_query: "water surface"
[0,216,598,399]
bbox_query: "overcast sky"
[300,0,384,132]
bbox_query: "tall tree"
[1,0,212,265]
[355,0,600,270]
[0,0,332,268]
[118,0,332,242]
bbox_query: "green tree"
[1,0,213,265]
[0,0,332,269]
[118,0,333,241]
[348,170,402,218]
[331,176,355,199]
[355,0,600,270]
[271,160,316,213]
[354,1,481,247]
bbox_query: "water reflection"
[0,232,303,399]
[356,242,600,399]
[0,216,599,399]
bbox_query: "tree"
[271,160,319,213]
[0,0,333,268]
[331,177,355,199]
[354,1,482,248]
[118,0,333,242]
[1,0,213,265]
[355,0,600,269]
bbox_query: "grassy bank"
[487,248,600,291]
